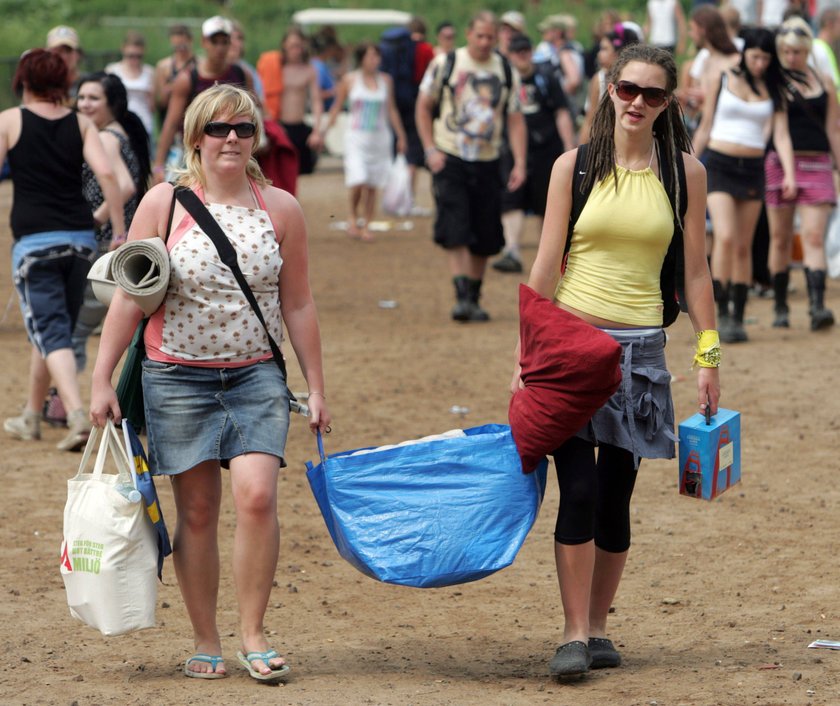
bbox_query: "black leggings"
[552,436,639,553]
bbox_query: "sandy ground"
[1,166,839,706]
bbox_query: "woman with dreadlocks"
[512,44,719,677]
[692,27,797,343]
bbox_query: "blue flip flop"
[236,649,290,683]
[184,653,226,679]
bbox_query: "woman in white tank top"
[692,27,796,344]
[319,42,407,241]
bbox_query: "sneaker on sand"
[491,252,523,274]
[4,409,41,440]
[57,409,91,452]
[43,387,68,428]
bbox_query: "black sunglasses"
[203,121,257,138]
[778,26,810,38]
[615,80,668,107]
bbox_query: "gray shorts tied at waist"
[576,328,676,467]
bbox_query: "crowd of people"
[1,1,838,685]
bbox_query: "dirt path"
[1,171,838,706]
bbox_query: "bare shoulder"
[553,148,579,179]
[681,151,706,182]
[142,181,178,210]
[261,184,304,221]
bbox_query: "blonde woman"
[766,17,840,330]
[91,85,330,682]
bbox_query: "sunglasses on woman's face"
[779,27,810,38]
[203,121,257,138]
[615,80,668,107]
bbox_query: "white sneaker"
[56,409,91,452]
[4,409,41,440]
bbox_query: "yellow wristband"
[693,329,721,369]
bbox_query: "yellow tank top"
[556,165,674,326]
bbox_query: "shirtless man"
[151,16,253,182]
[153,24,196,130]
[278,28,323,175]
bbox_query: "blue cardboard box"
[678,408,741,500]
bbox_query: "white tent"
[291,8,412,27]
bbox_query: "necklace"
[615,141,656,171]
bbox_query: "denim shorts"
[11,230,97,356]
[142,359,291,475]
[576,328,677,467]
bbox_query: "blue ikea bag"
[305,424,548,588]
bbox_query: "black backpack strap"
[174,186,291,386]
[564,144,589,261]
[657,146,688,325]
[501,53,513,110]
[434,50,457,120]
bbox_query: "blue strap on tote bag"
[305,424,548,588]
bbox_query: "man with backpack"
[416,11,526,322]
[379,17,435,211]
[493,33,577,274]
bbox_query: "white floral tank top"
[145,184,284,366]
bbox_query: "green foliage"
[0,0,654,108]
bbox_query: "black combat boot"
[451,276,472,321]
[805,268,835,330]
[728,283,749,343]
[466,278,490,322]
[772,270,790,328]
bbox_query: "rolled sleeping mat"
[87,251,117,306]
[110,238,171,317]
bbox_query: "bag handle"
[316,428,326,465]
[76,420,135,485]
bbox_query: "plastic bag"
[306,424,547,588]
[826,209,840,279]
[381,154,413,216]
[60,421,158,636]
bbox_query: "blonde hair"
[176,84,267,188]
[777,16,813,52]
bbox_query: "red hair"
[13,48,69,103]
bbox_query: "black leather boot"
[806,268,835,330]
[727,283,749,343]
[466,278,490,322]
[772,270,790,328]
[451,276,472,321]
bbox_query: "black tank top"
[788,90,830,152]
[188,63,246,102]
[8,108,93,239]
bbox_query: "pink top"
[145,183,284,368]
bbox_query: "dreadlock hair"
[582,44,691,227]
[735,27,796,111]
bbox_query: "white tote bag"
[60,421,158,636]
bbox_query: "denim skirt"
[575,328,677,467]
[142,359,291,475]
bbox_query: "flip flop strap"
[187,654,223,668]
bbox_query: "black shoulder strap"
[438,51,456,104]
[564,144,590,260]
[658,146,688,325]
[174,186,290,385]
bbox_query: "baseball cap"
[46,26,80,50]
[538,14,576,32]
[501,11,526,32]
[508,33,533,53]
[202,16,233,39]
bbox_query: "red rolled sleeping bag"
[509,284,623,473]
